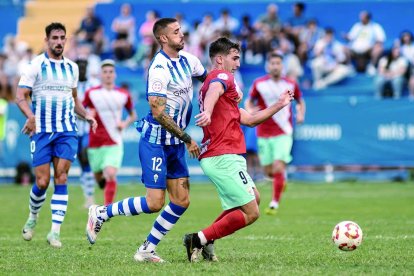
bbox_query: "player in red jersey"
[245,51,306,215]
[183,37,294,262]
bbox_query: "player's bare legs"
[22,163,51,241]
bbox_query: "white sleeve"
[348,23,360,40]
[147,63,169,97]
[72,63,79,89]
[18,61,37,89]
[187,54,206,77]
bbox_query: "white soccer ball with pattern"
[332,221,363,251]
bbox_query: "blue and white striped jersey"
[18,52,79,133]
[137,50,206,145]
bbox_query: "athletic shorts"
[88,144,124,173]
[257,135,293,166]
[200,154,256,210]
[139,138,189,190]
[30,131,78,167]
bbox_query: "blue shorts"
[30,131,78,167]
[139,138,189,189]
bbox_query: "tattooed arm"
[149,95,200,157]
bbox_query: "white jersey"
[137,50,206,145]
[18,52,79,133]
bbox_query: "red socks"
[202,209,246,241]
[273,172,285,202]
[104,180,117,205]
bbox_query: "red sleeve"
[293,80,302,101]
[82,89,93,108]
[249,80,259,100]
[223,73,235,93]
[124,91,134,111]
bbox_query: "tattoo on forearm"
[156,113,192,143]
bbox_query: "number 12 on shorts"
[152,157,162,171]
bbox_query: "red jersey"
[249,76,302,137]
[199,70,245,159]
[83,86,134,148]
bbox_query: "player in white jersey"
[16,22,97,248]
[83,59,137,205]
[86,18,207,262]
[75,58,100,208]
[245,51,305,215]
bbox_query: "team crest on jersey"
[217,73,229,80]
[152,80,163,92]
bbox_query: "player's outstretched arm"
[240,89,294,127]
[15,86,35,136]
[149,95,200,158]
[195,82,224,127]
[73,88,97,133]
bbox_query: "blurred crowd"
[1,2,414,102]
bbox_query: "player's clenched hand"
[185,139,200,158]
[86,114,98,133]
[195,111,211,127]
[22,115,36,136]
[279,89,294,106]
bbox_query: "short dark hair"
[153,18,177,40]
[267,51,283,61]
[295,2,305,11]
[45,22,66,38]
[209,37,240,59]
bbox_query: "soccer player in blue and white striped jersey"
[16,22,97,248]
[86,18,207,262]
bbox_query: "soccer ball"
[332,221,363,251]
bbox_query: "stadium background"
[0,0,413,183]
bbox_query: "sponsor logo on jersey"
[217,73,229,80]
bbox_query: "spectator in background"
[237,15,256,64]
[346,10,385,74]
[213,9,239,34]
[175,13,190,34]
[0,53,9,100]
[111,3,136,62]
[277,40,303,81]
[285,1,308,48]
[138,10,159,67]
[79,5,104,54]
[310,28,353,90]
[76,43,101,80]
[375,44,408,99]
[0,95,7,162]
[196,13,216,61]
[399,31,414,99]
[255,3,282,34]
[297,18,324,64]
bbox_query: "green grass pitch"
[1,181,413,275]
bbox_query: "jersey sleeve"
[186,53,206,80]
[210,71,233,92]
[147,63,169,98]
[82,89,93,108]
[124,91,134,111]
[18,61,37,89]
[293,80,302,100]
[248,80,259,100]
[71,63,79,89]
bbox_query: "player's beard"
[51,46,64,58]
[172,40,184,52]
